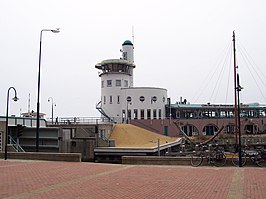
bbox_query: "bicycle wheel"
[191,153,203,167]
[255,154,266,167]
[213,152,227,167]
[231,153,247,167]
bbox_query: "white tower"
[95,40,135,123]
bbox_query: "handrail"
[8,135,25,152]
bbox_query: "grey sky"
[1,0,266,119]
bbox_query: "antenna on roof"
[132,25,135,45]
[28,93,31,113]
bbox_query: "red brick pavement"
[0,160,265,199]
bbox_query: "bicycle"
[191,144,227,167]
[231,145,266,167]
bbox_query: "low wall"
[122,156,191,166]
[0,152,81,162]
[122,156,256,166]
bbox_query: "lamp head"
[51,28,60,33]
[12,96,19,102]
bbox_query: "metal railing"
[8,135,25,152]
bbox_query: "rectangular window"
[128,109,131,120]
[153,109,157,119]
[141,109,145,119]
[123,52,127,60]
[117,95,120,104]
[124,80,128,87]
[103,96,106,104]
[116,80,121,87]
[101,80,104,88]
[107,80,112,87]
[110,96,112,104]
[122,110,125,123]
[147,109,151,119]
[159,109,162,119]
[134,109,138,119]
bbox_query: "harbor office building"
[95,40,266,138]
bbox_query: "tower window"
[124,80,128,87]
[117,95,120,104]
[116,80,121,87]
[107,80,112,87]
[123,52,128,60]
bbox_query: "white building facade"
[95,40,168,123]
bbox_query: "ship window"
[107,80,112,87]
[116,80,121,87]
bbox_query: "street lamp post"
[5,87,19,160]
[48,97,56,124]
[36,28,60,152]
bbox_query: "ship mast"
[232,31,238,145]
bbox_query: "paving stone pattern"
[0,160,265,199]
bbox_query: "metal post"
[5,87,19,160]
[36,29,60,152]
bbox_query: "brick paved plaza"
[0,159,265,199]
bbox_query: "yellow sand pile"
[109,124,178,148]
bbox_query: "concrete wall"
[0,152,81,162]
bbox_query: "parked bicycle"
[231,145,266,167]
[191,143,227,167]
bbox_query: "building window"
[141,109,145,119]
[116,80,121,87]
[101,80,104,88]
[110,96,112,104]
[128,109,131,120]
[123,52,128,60]
[151,96,157,103]
[103,96,106,104]
[159,109,162,119]
[124,80,128,87]
[107,80,112,87]
[117,95,120,104]
[147,109,151,119]
[153,109,157,119]
[122,110,125,123]
[139,96,145,102]
[134,109,138,119]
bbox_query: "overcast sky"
[1,0,266,119]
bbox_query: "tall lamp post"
[48,97,56,124]
[5,87,19,160]
[36,28,60,152]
